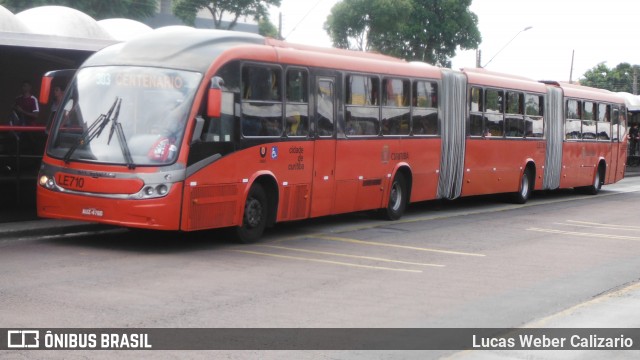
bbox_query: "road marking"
[311,235,486,257]
[565,220,640,231]
[527,227,640,241]
[259,245,445,267]
[231,250,423,273]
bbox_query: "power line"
[283,0,324,40]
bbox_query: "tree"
[258,17,279,38]
[325,0,481,67]
[325,0,412,51]
[580,62,639,94]
[0,0,157,20]
[173,0,280,30]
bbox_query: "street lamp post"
[482,26,533,68]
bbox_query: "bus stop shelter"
[0,5,149,209]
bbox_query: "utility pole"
[476,49,482,68]
[569,50,575,84]
[633,66,638,95]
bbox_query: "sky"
[268,0,640,82]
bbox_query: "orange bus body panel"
[462,139,545,196]
[37,183,183,230]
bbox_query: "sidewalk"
[0,208,113,239]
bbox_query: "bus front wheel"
[234,184,267,243]
[380,172,408,221]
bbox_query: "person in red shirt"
[13,81,39,126]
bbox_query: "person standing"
[13,81,39,126]
[45,85,64,132]
[629,123,639,156]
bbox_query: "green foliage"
[172,0,281,30]
[580,62,639,93]
[0,0,157,20]
[258,17,279,38]
[325,0,481,66]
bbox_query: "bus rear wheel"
[511,168,532,204]
[234,184,267,243]
[380,172,408,220]
[578,166,602,195]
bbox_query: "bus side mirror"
[40,69,75,105]
[207,88,222,118]
[40,76,53,105]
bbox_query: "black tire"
[511,168,532,204]
[234,184,267,243]
[578,166,602,195]
[381,172,408,220]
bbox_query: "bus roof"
[617,92,640,112]
[543,81,624,104]
[82,27,441,80]
[82,27,265,72]
[461,67,547,94]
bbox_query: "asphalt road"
[3,178,640,359]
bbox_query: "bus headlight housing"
[39,175,55,189]
[137,183,172,199]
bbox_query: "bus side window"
[597,103,611,141]
[412,80,438,136]
[285,69,309,137]
[484,89,504,137]
[565,99,581,140]
[524,94,543,138]
[345,75,380,136]
[381,78,410,135]
[241,64,283,137]
[468,87,483,136]
[316,79,334,137]
[505,91,524,138]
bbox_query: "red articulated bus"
[37,28,628,243]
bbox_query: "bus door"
[612,106,627,182]
[310,77,337,217]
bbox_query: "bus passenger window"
[581,101,596,140]
[468,87,483,136]
[316,79,334,137]
[241,65,283,137]
[382,78,410,135]
[412,81,438,135]
[286,69,309,137]
[485,89,504,137]
[345,75,380,136]
[565,99,581,140]
[524,94,543,138]
[505,91,524,138]
[597,103,611,141]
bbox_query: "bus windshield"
[47,66,202,166]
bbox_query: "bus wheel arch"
[511,162,535,204]
[579,161,605,195]
[234,175,279,243]
[380,166,412,221]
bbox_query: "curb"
[0,219,116,240]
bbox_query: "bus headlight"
[156,184,168,195]
[39,175,55,189]
[135,183,172,199]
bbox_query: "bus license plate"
[56,173,86,190]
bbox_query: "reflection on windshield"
[48,66,202,166]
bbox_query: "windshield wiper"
[63,97,119,163]
[107,99,136,169]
